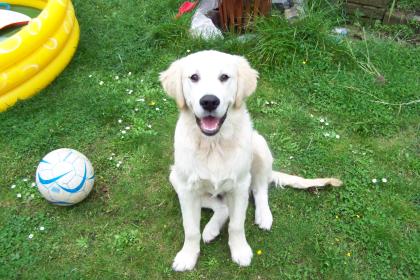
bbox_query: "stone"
[346,3,386,19]
[345,0,389,8]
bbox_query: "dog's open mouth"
[195,113,227,136]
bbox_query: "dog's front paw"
[172,248,199,272]
[255,208,273,230]
[230,242,253,267]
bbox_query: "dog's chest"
[179,142,252,194]
[199,178,234,195]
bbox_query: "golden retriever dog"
[160,50,342,271]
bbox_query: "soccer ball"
[36,148,95,206]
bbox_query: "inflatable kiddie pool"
[0,0,79,112]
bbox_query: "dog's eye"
[219,74,229,82]
[190,74,199,82]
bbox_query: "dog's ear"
[159,59,185,109]
[234,56,259,108]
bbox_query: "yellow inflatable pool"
[0,0,79,112]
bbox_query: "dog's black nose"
[200,95,220,112]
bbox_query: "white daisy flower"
[289,156,294,159]
[125,126,130,130]
[140,79,144,83]
[109,157,113,160]
[128,90,133,95]
[128,72,132,76]
[382,178,387,183]
[99,81,104,86]
[11,184,16,189]
[118,161,122,164]
[324,132,330,137]
[147,124,152,129]
[118,119,122,124]
[121,130,126,134]
[335,134,340,139]
[310,114,314,118]
[17,193,22,198]
[111,153,115,156]
[28,234,34,239]
[372,178,378,183]
[163,98,167,101]
[134,108,139,112]
[89,74,93,78]
[39,226,45,231]
[187,49,191,53]
[155,108,160,111]
[320,118,325,123]
[31,182,36,187]
[137,98,145,102]
[325,122,329,126]
[115,75,119,80]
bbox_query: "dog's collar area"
[195,110,228,136]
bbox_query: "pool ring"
[0,0,79,112]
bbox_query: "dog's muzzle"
[195,110,228,136]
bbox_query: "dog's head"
[160,50,258,136]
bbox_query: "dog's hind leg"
[251,132,274,230]
[201,195,229,243]
[251,175,273,230]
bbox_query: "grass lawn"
[0,0,419,279]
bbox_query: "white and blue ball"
[36,148,95,206]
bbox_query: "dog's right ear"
[159,59,185,109]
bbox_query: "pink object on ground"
[176,1,198,19]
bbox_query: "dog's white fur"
[160,50,342,271]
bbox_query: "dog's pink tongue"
[201,116,219,131]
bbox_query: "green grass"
[395,0,420,11]
[1,0,419,279]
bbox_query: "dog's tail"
[270,171,343,189]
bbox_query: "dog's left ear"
[159,59,185,109]
[234,56,259,108]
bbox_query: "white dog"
[160,50,342,271]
